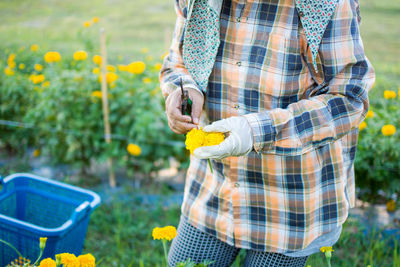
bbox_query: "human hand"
[165,87,204,134]
[193,116,254,159]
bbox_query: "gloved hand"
[193,116,254,159]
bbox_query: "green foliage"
[0,44,188,177]
[355,82,400,202]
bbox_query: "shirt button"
[298,10,304,17]
[236,17,241,22]
[236,61,242,67]
[234,182,240,188]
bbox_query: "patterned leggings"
[168,217,309,267]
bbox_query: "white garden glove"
[193,116,254,159]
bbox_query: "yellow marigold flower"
[161,51,169,60]
[8,61,16,69]
[320,246,334,253]
[91,90,103,98]
[141,47,149,54]
[365,110,374,119]
[383,90,396,99]
[29,74,46,84]
[145,55,154,61]
[7,53,16,64]
[44,51,61,63]
[34,63,43,71]
[43,81,50,87]
[118,65,129,72]
[39,258,56,267]
[83,21,91,27]
[127,144,141,156]
[19,63,25,70]
[387,199,396,213]
[39,237,47,250]
[382,124,396,136]
[31,44,39,52]
[92,17,100,23]
[58,253,79,267]
[98,72,118,84]
[92,67,100,74]
[128,61,146,74]
[73,50,88,61]
[185,128,225,154]
[4,67,14,76]
[107,65,116,72]
[142,77,152,84]
[93,55,102,65]
[154,63,162,71]
[152,226,177,241]
[359,121,367,131]
[77,253,96,267]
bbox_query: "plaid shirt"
[160,0,375,253]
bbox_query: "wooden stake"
[100,28,116,188]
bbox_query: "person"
[159,0,375,266]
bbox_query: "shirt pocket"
[251,32,307,109]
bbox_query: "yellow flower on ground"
[77,253,96,267]
[359,121,367,131]
[98,72,118,84]
[39,237,47,250]
[92,17,100,23]
[57,253,79,267]
[365,110,374,119]
[142,77,152,84]
[152,226,177,241]
[19,63,25,70]
[92,67,100,75]
[34,63,43,71]
[381,124,396,136]
[127,144,141,156]
[44,51,61,63]
[107,65,116,72]
[29,74,46,84]
[43,81,51,87]
[387,199,396,212]
[154,63,162,71]
[145,55,154,61]
[185,128,225,154]
[4,67,14,76]
[91,90,103,98]
[73,50,88,61]
[39,258,56,267]
[128,61,146,74]
[31,44,39,52]
[93,55,102,65]
[383,90,396,99]
[141,47,149,54]
[83,21,91,27]
[320,246,334,253]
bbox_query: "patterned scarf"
[182,0,339,92]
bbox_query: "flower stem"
[208,159,213,173]
[32,249,44,266]
[327,258,331,267]
[0,238,23,258]
[162,240,169,267]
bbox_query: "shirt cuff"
[243,112,276,153]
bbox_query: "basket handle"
[70,201,91,223]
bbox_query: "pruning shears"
[180,78,192,117]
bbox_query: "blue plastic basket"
[0,173,101,265]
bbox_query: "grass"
[84,198,400,267]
